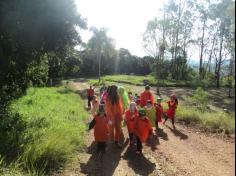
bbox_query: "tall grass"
[7,87,88,174]
[176,106,235,134]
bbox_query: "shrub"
[176,106,235,134]
[192,87,209,110]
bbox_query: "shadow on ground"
[122,146,156,176]
[166,125,188,140]
[146,134,160,151]
[80,141,125,176]
[157,128,169,141]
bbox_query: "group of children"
[87,85,178,155]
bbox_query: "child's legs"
[100,142,106,153]
[164,114,168,122]
[88,96,92,107]
[129,133,133,140]
[109,124,114,141]
[96,142,102,153]
[155,120,158,129]
[172,118,175,126]
[114,120,121,142]
[129,133,134,144]
[136,136,142,152]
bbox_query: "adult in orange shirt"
[87,86,95,108]
[105,85,123,147]
[140,85,154,108]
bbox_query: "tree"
[0,0,87,109]
[87,27,116,82]
[209,0,235,87]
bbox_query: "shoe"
[136,151,141,155]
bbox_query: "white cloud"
[75,0,165,56]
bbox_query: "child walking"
[88,103,109,154]
[91,95,99,116]
[87,86,95,109]
[125,102,138,146]
[154,97,163,130]
[144,100,156,127]
[134,109,153,154]
[163,94,178,129]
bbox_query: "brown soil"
[54,81,235,176]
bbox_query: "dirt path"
[55,81,235,176]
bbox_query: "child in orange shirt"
[134,109,153,154]
[125,102,138,146]
[88,103,109,154]
[163,94,178,129]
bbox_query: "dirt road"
[55,81,235,176]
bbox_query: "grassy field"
[88,74,220,87]
[0,87,88,175]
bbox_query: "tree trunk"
[97,47,101,83]
[199,19,206,79]
[216,35,224,88]
[174,0,182,80]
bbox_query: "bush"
[192,87,209,110]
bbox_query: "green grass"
[88,74,216,87]
[176,106,235,134]
[6,87,88,174]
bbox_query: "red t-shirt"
[155,103,163,122]
[87,88,94,97]
[125,109,138,133]
[166,101,178,119]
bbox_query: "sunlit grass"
[176,106,235,134]
[8,87,88,174]
[88,74,215,87]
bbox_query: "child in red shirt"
[134,109,153,154]
[163,94,178,129]
[155,96,163,130]
[88,103,109,154]
[87,86,95,109]
[125,102,138,146]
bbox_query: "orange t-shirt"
[93,115,109,142]
[134,117,153,143]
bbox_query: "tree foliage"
[0,0,86,108]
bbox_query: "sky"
[75,0,165,57]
